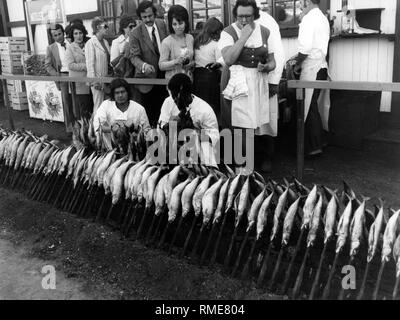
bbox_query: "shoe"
[306,149,323,159]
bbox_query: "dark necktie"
[152,27,160,56]
[61,42,66,49]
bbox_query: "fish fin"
[253,171,266,185]
[343,180,356,199]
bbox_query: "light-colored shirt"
[145,23,162,51]
[93,99,151,133]
[110,34,129,62]
[195,40,224,68]
[257,11,285,85]
[56,42,69,72]
[298,8,330,60]
[159,95,220,166]
[219,23,265,51]
[159,34,194,81]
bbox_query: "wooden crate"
[7,79,26,93]
[0,37,28,54]
[1,60,24,75]
[11,93,29,111]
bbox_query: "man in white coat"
[255,0,285,172]
[294,0,330,157]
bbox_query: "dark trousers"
[74,94,93,120]
[305,68,328,154]
[60,82,73,130]
[139,85,168,127]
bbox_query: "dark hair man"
[45,24,74,133]
[129,0,169,127]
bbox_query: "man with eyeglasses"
[129,0,169,127]
[219,0,276,173]
[45,24,73,133]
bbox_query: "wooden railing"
[287,80,400,181]
[0,74,168,132]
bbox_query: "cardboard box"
[1,61,24,74]
[7,80,26,93]
[0,37,28,53]
[11,101,29,111]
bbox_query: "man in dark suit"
[45,24,73,132]
[129,1,168,126]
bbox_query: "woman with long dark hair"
[193,17,224,117]
[65,23,93,120]
[159,5,195,81]
[159,73,220,167]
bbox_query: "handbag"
[112,54,135,78]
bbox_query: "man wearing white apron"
[256,1,285,171]
[294,0,330,156]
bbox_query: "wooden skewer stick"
[372,260,387,300]
[309,240,329,300]
[321,250,340,300]
[279,228,306,295]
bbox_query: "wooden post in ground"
[296,88,305,181]
[2,79,15,130]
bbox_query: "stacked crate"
[0,37,29,110]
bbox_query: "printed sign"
[26,80,65,123]
[26,0,64,25]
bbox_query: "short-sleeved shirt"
[159,95,220,166]
[218,23,274,53]
[93,99,151,133]
[195,40,224,68]
[298,8,330,60]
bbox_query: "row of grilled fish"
[1,127,399,299]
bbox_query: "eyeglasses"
[128,24,135,29]
[100,24,109,29]
[237,14,254,20]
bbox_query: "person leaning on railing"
[85,17,111,114]
[219,0,276,173]
[159,5,195,82]
[110,15,136,66]
[193,17,224,119]
[65,22,93,121]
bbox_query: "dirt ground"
[0,108,399,300]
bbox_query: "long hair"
[167,5,190,34]
[68,23,90,44]
[194,17,223,50]
[109,78,132,101]
[168,73,194,130]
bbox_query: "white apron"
[300,57,331,131]
[232,68,270,132]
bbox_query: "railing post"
[296,88,305,182]
[1,79,15,131]
[70,82,78,120]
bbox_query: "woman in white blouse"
[110,15,136,64]
[193,17,224,118]
[93,79,151,149]
[159,73,220,167]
